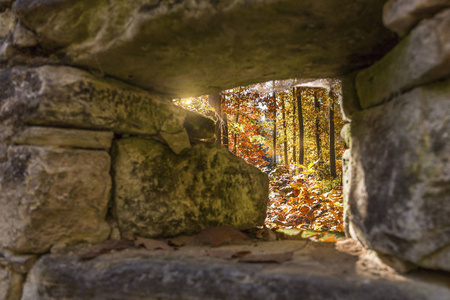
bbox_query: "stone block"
[0,259,23,300]
[340,72,361,122]
[12,24,38,48]
[349,79,450,271]
[0,145,111,253]
[342,149,351,238]
[12,126,114,149]
[383,0,450,36]
[113,138,268,238]
[356,9,450,109]
[0,9,15,38]
[183,110,215,141]
[0,66,191,152]
[340,123,351,149]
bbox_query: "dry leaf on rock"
[196,226,250,247]
[239,251,294,264]
[134,237,173,251]
[207,250,251,260]
[78,239,135,260]
[168,239,185,247]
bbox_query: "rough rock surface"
[113,138,268,238]
[13,0,396,97]
[0,145,111,253]
[12,127,114,149]
[356,9,450,109]
[340,72,361,121]
[0,65,212,152]
[21,240,450,300]
[0,259,23,300]
[383,0,450,36]
[349,80,450,271]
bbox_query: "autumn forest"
[174,79,346,239]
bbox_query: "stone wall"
[0,65,269,298]
[0,0,449,298]
[342,0,450,272]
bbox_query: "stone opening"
[1,0,449,298]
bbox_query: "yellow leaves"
[266,165,344,234]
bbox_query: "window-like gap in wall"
[174,78,346,241]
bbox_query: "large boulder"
[0,145,111,253]
[349,79,450,271]
[13,0,396,97]
[113,138,268,238]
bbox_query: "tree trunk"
[282,94,288,165]
[297,88,304,168]
[292,88,297,164]
[329,95,337,178]
[314,93,321,161]
[208,94,222,144]
[222,112,229,150]
[272,81,277,165]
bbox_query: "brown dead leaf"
[134,237,173,251]
[196,226,250,247]
[207,250,252,260]
[168,239,185,247]
[256,227,277,241]
[239,251,294,264]
[78,239,135,260]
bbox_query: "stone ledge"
[356,9,450,109]
[12,126,114,150]
[21,240,450,300]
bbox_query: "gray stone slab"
[12,126,114,149]
[21,240,450,300]
[349,79,450,272]
[0,145,111,253]
[0,66,192,152]
[383,0,450,36]
[14,0,395,97]
[356,9,450,109]
[113,138,268,238]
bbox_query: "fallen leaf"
[196,226,250,247]
[134,237,173,251]
[78,239,135,260]
[168,239,185,247]
[239,251,294,264]
[207,250,251,260]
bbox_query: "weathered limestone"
[12,127,114,149]
[356,9,450,109]
[342,149,352,238]
[0,260,23,300]
[349,79,450,272]
[340,73,361,122]
[0,251,36,300]
[0,65,212,153]
[383,0,450,36]
[20,242,450,300]
[0,9,15,38]
[12,24,38,48]
[0,145,111,253]
[13,0,395,97]
[113,138,268,238]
